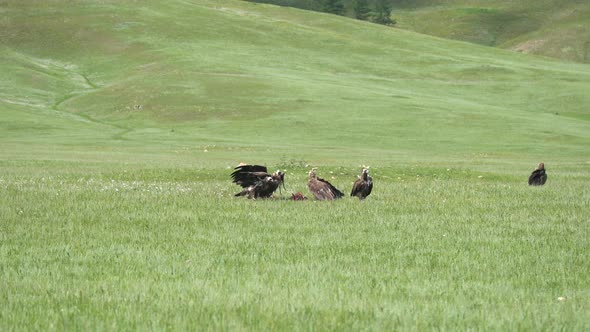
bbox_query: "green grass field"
[1,0,589,329]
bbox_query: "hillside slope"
[1,0,589,165]
[394,0,590,64]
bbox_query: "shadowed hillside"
[394,0,590,63]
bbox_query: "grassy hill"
[1,0,589,166]
[1,0,589,329]
[394,0,590,63]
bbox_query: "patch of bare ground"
[511,39,546,53]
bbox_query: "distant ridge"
[246,0,590,63]
[394,0,590,64]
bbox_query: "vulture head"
[308,168,318,179]
[273,170,286,191]
[361,168,369,180]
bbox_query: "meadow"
[1,0,589,330]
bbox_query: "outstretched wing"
[231,165,269,188]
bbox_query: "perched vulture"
[351,168,373,200]
[528,162,547,186]
[307,169,344,200]
[231,164,285,199]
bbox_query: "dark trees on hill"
[353,0,371,21]
[244,0,321,11]
[322,0,345,15]
[373,0,395,25]
[245,0,396,26]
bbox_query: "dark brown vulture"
[307,169,344,200]
[351,168,373,200]
[528,162,547,186]
[231,164,285,199]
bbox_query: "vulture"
[351,168,373,200]
[231,164,285,199]
[307,169,344,200]
[528,162,547,186]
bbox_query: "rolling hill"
[1,0,589,167]
[394,0,590,64]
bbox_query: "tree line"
[243,0,397,26]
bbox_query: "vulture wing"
[528,163,547,186]
[308,177,344,200]
[528,169,547,186]
[351,178,364,197]
[232,165,285,199]
[231,165,269,188]
[351,169,373,200]
[351,176,373,199]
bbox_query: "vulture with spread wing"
[231,164,285,199]
[351,168,373,200]
[528,162,547,186]
[307,169,344,200]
